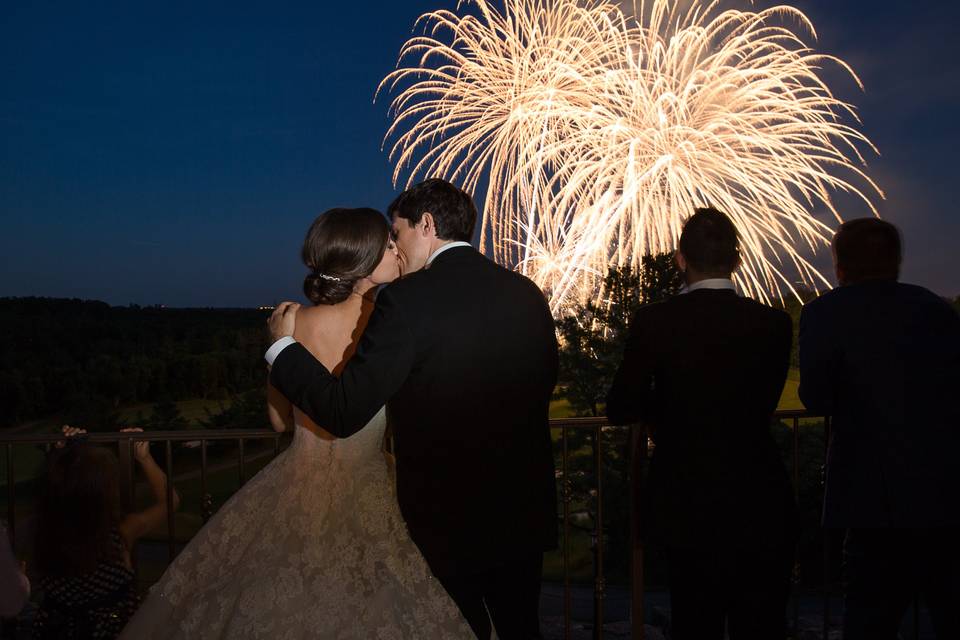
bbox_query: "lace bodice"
[289,406,387,463]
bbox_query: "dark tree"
[0,297,270,429]
[200,389,269,430]
[556,254,682,417]
[146,398,189,430]
[62,394,121,432]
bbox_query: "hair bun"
[304,272,354,305]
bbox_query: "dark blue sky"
[2,0,957,307]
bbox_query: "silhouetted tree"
[62,393,121,432]
[146,398,189,430]
[200,389,268,430]
[0,297,269,429]
[556,254,681,417]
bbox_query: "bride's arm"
[267,381,294,432]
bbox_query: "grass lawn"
[778,368,805,411]
[551,367,808,419]
[117,397,238,427]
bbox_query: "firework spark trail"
[379,0,882,314]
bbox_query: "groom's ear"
[420,211,436,238]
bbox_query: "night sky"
[2,0,957,308]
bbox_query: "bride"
[121,208,474,639]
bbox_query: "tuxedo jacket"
[799,281,960,528]
[606,288,796,549]
[270,246,559,577]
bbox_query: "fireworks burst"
[379,0,882,313]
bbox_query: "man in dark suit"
[607,208,797,640]
[266,179,559,639]
[799,218,959,639]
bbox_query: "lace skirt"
[119,442,473,639]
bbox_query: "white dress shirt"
[681,278,738,295]
[265,336,297,367]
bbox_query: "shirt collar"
[681,278,738,295]
[425,241,473,268]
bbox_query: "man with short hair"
[607,207,797,640]
[799,218,960,639]
[267,178,559,639]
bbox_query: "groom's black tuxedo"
[270,245,558,635]
[606,287,797,640]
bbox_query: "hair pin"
[318,273,342,282]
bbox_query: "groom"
[266,178,559,639]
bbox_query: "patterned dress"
[32,531,139,639]
[120,407,473,639]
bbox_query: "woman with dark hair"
[32,425,179,639]
[122,208,473,639]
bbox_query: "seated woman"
[32,426,179,640]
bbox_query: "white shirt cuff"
[265,336,297,366]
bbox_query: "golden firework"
[380,0,882,313]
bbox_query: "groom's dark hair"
[388,178,477,242]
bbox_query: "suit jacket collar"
[426,243,475,268]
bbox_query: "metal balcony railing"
[0,411,926,639]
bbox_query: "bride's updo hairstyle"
[302,207,390,305]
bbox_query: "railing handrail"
[0,429,282,445]
[0,409,820,445]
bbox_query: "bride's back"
[290,301,375,443]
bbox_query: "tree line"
[0,298,271,429]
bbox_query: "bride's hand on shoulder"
[268,302,301,343]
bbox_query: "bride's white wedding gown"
[121,407,474,639]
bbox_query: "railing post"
[592,425,605,640]
[201,439,212,523]
[792,416,801,638]
[630,424,647,640]
[165,440,176,562]
[5,445,15,546]
[823,416,832,640]
[561,426,571,640]
[118,436,135,519]
[238,438,246,486]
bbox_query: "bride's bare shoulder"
[294,304,331,330]
[293,305,333,345]
[292,304,355,372]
